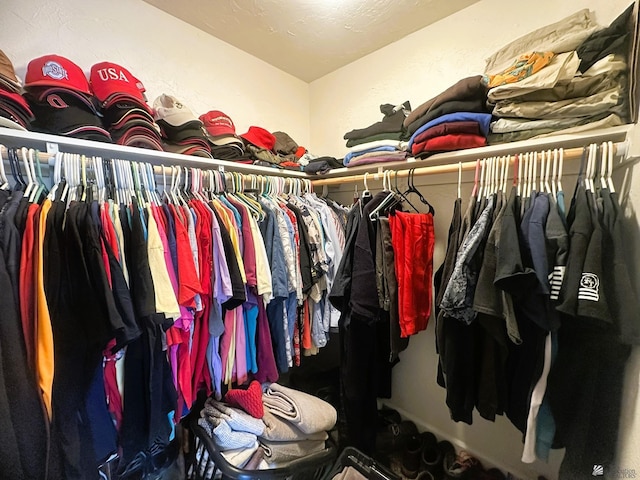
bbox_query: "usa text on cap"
[90,62,150,112]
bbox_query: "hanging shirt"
[146,205,180,321]
[35,199,54,420]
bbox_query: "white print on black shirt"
[579,273,600,302]
[548,266,565,301]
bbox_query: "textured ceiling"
[143,0,478,82]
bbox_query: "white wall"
[310,0,632,158]
[310,0,640,479]
[2,0,311,146]
[4,0,639,478]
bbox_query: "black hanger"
[103,158,114,201]
[402,168,435,215]
[384,170,418,213]
[8,149,26,190]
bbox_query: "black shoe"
[420,431,440,474]
[438,441,457,480]
[376,406,402,429]
[401,434,424,479]
[376,420,418,455]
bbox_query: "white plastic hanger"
[471,159,480,197]
[522,153,529,199]
[0,145,9,189]
[607,141,615,193]
[539,150,545,194]
[600,142,608,190]
[20,147,35,198]
[529,152,538,196]
[544,150,552,194]
[457,161,462,199]
[557,148,564,194]
[502,155,509,193]
[478,157,486,200]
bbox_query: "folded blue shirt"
[407,112,493,150]
[343,145,397,166]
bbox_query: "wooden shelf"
[0,127,309,178]
[0,124,633,183]
[324,125,632,178]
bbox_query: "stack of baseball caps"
[154,94,211,158]
[199,110,245,160]
[23,54,111,142]
[0,50,34,130]
[90,62,163,151]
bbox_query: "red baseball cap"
[90,62,149,109]
[0,89,32,116]
[241,126,276,151]
[25,54,91,96]
[199,110,236,137]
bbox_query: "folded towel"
[260,439,326,464]
[202,399,265,436]
[262,383,337,434]
[220,441,259,468]
[260,411,329,442]
[198,417,257,451]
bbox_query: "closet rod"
[310,142,624,187]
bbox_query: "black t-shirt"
[494,187,537,294]
[329,201,363,313]
[557,184,593,317]
[576,192,612,325]
[211,207,246,309]
[350,192,388,322]
[604,190,640,344]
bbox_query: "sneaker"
[375,420,418,455]
[445,451,483,480]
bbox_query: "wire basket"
[187,418,337,480]
[325,447,400,480]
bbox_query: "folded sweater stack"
[342,101,411,167]
[404,76,492,158]
[486,7,632,144]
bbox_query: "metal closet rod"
[310,142,625,187]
